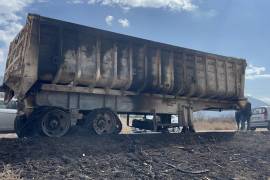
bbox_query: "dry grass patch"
[0,164,22,180]
[194,119,237,131]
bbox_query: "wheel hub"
[96,118,106,129]
[49,119,59,129]
[88,109,117,135]
[41,109,71,137]
[92,113,113,135]
[85,108,122,135]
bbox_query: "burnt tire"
[114,117,122,134]
[84,108,120,135]
[14,115,35,138]
[37,108,71,138]
[189,126,196,133]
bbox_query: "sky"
[0,0,270,103]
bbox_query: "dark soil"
[0,131,269,180]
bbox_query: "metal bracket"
[127,113,130,127]
[70,109,82,126]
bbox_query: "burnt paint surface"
[4,14,247,101]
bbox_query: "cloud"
[67,0,84,4]
[105,15,129,28]
[0,23,23,46]
[193,8,217,18]
[118,18,129,28]
[246,64,270,80]
[74,0,197,12]
[105,15,114,26]
[0,0,33,69]
[37,0,49,2]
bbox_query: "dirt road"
[0,131,269,180]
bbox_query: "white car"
[250,106,270,130]
[0,98,17,132]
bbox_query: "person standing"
[235,111,241,130]
[244,102,252,130]
[235,102,252,130]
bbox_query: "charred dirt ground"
[0,131,269,180]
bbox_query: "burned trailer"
[2,14,248,137]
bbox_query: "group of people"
[235,102,252,130]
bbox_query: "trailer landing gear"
[84,108,122,135]
[181,126,195,133]
[180,106,196,134]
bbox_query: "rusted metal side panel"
[75,33,100,87]
[35,90,239,114]
[195,56,206,97]
[3,15,39,101]
[129,45,148,92]
[216,60,227,97]
[3,14,247,102]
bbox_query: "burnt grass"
[0,131,270,180]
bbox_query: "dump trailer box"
[2,14,248,137]
[4,14,246,101]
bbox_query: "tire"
[84,108,120,135]
[14,115,35,138]
[38,108,71,137]
[114,117,122,134]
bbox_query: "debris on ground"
[0,131,269,179]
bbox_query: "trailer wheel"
[14,115,35,138]
[114,116,122,134]
[39,108,71,137]
[84,108,121,135]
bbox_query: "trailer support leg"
[187,107,195,133]
[152,110,158,132]
[181,107,188,133]
[127,114,130,127]
[181,106,195,133]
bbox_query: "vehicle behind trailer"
[250,106,270,130]
[0,98,17,132]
